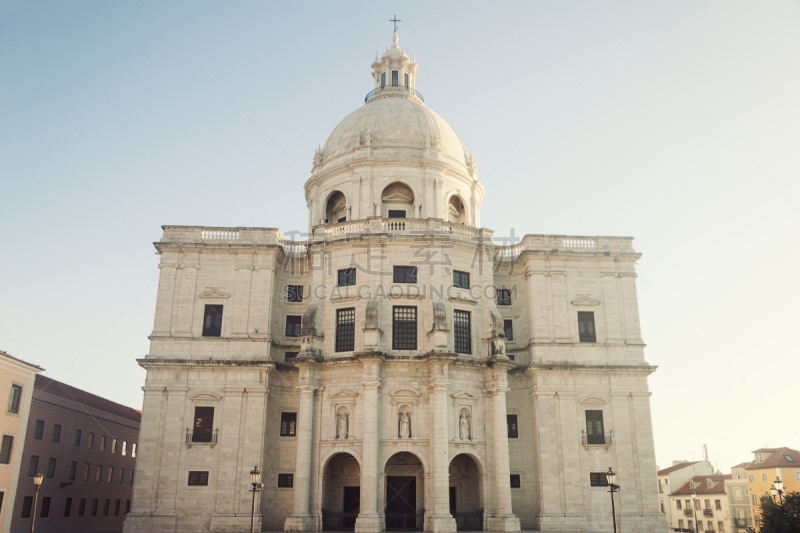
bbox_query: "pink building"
[9,375,140,533]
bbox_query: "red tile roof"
[34,374,141,423]
[746,448,800,470]
[731,462,749,469]
[672,475,732,495]
[0,349,45,371]
[658,461,701,476]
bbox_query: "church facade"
[123,32,663,533]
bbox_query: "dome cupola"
[365,31,421,104]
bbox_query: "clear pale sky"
[2,1,799,474]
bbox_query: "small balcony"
[582,431,613,446]
[734,518,748,527]
[365,85,424,103]
[684,508,694,517]
[703,509,714,517]
[186,428,218,445]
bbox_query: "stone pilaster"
[425,355,457,533]
[484,365,520,532]
[152,261,177,336]
[355,355,384,533]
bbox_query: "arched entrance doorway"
[384,452,425,531]
[449,454,483,531]
[322,453,361,530]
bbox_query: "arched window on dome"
[381,183,415,219]
[447,195,468,225]
[326,192,347,224]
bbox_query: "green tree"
[754,492,800,533]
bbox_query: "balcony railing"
[733,518,747,527]
[703,508,714,517]
[186,428,218,444]
[684,508,694,517]
[582,431,613,446]
[365,85,424,103]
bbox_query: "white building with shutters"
[123,31,663,533]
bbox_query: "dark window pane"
[336,308,355,352]
[454,310,471,354]
[503,319,513,340]
[338,268,356,287]
[115,499,121,516]
[578,311,596,342]
[91,499,98,517]
[69,461,77,480]
[404,73,409,87]
[8,384,22,413]
[41,496,50,518]
[393,306,417,350]
[74,429,82,447]
[285,352,299,362]
[88,432,94,449]
[388,210,406,219]
[78,498,86,517]
[119,467,125,484]
[285,315,302,337]
[46,457,57,478]
[507,415,518,438]
[28,455,39,477]
[393,266,417,283]
[100,435,106,451]
[510,474,521,488]
[202,305,223,337]
[281,412,297,437]
[103,499,109,516]
[585,410,605,444]
[278,473,294,487]
[0,435,13,464]
[192,407,214,442]
[590,473,609,487]
[21,496,32,518]
[33,420,44,440]
[392,70,398,86]
[83,463,90,481]
[381,72,386,88]
[497,288,512,306]
[188,471,209,486]
[52,424,61,443]
[64,497,72,517]
[287,285,303,302]
[453,271,470,289]
[125,500,131,514]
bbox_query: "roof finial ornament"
[390,13,401,33]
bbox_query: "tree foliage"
[754,492,800,533]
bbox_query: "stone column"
[285,362,320,531]
[484,366,520,532]
[356,355,384,533]
[425,356,457,533]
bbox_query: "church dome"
[320,97,468,169]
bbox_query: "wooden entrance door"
[342,486,360,528]
[385,476,419,530]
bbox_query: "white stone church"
[124,32,663,533]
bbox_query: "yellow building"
[745,447,800,529]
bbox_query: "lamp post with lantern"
[29,470,44,533]
[691,492,699,533]
[774,477,785,503]
[605,467,619,533]
[250,466,263,533]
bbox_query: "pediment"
[330,388,358,399]
[382,192,413,202]
[190,392,222,401]
[571,296,600,306]
[389,387,422,397]
[451,390,477,400]
[579,396,607,405]
[199,288,230,299]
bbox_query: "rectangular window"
[504,319,513,340]
[88,432,95,449]
[507,415,518,438]
[497,288,512,306]
[74,429,82,447]
[46,457,56,478]
[83,463,90,481]
[755,516,760,527]
[69,461,77,480]
[52,423,61,443]
[392,70,398,86]
[192,406,214,443]
[285,315,302,337]
[278,473,294,487]
[381,72,386,88]
[64,497,72,517]
[0,435,13,464]
[338,217,346,223]
[718,521,723,532]
[100,435,106,451]
[678,520,684,530]
[119,467,125,484]
[734,487,741,499]
[404,73,409,87]
[111,438,117,454]
[7,384,22,413]
[585,410,605,444]
[749,475,753,483]
[281,413,297,437]
[285,352,299,361]
[28,455,39,477]
[695,500,700,510]
[762,473,768,482]
[388,210,406,219]
[78,498,86,517]
[752,494,757,505]
[510,474,521,488]
[91,498,98,517]
[335,308,356,352]
[578,311,596,342]
[453,270,470,289]
[103,499,109,516]
[41,496,50,518]
[454,309,471,354]
[287,285,303,302]
[590,473,609,486]
[338,268,356,287]
[715,499,721,510]
[188,471,209,486]
[33,420,44,440]
[95,465,103,482]
[21,496,32,518]
[676,499,682,509]
[202,304,223,337]
[393,266,417,283]
[131,443,137,458]
[107,466,114,483]
[122,440,127,456]
[392,306,417,350]
[115,499,121,516]
[130,469,135,485]
[125,499,131,514]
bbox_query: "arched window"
[448,196,467,224]
[381,183,414,219]
[326,192,347,224]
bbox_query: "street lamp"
[770,485,777,503]
[605,468,619,533]
[774,477,784,503]
[30,471,44,533]
[249,466,263,533]
[691,492,699,533]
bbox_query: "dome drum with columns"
[124,31,663,533]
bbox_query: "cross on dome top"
[389,13,401,32]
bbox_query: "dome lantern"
[366,32,421,104]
